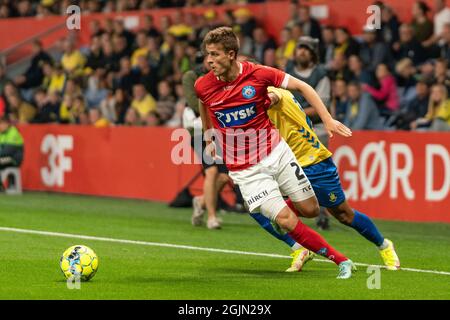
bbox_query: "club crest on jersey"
[214,103,257,128]
[242,85,256,99]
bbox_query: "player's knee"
[217,173,229,185]
[293,199,320,218]
[204,167,218,180]
[329,205,354,225]
[274,207,297,232]
[304,202,320,218]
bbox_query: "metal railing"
[0,21,68,70]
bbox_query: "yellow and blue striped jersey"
[267,87,332,167]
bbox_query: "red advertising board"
[18,124,203,202]
[329,131,450,223]
[15,125,449,223]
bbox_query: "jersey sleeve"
[193,77,204,103]
[257,65,290,89]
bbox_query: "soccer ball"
[60,245,99,281]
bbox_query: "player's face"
[205,43,234,77]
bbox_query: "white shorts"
[228,139,315,221]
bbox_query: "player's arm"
[198,101,216,157]
[285,76,352,138]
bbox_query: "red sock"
[285,198,301,216]
[288,220,348,265]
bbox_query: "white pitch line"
[1,226,450,276]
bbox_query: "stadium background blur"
[0,0,449,301]
[0,0,449,223]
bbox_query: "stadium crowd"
[0,0,449,130]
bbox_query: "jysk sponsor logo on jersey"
[214,103,257,128]
[242,85,256,99]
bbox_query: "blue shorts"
[302,157,346,208]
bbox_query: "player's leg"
[250,212,314,272]
[327,202,400,270]
[264,141,355,277]
[269,203,355,279]
[203,165,223,229]
[292,158,400,270]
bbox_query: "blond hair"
[426,84,448,119]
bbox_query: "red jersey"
[194,61,290,171]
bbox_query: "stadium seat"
[0,167,22,195]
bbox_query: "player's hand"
[205,140,217,159]
[267,92,280,106]
[325,119,352,138]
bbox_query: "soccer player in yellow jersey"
[250,87,401,272]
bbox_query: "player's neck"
[219,61,241,82]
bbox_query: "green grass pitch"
[0,192,449,300]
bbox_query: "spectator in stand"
[359,26,392,73]
[112,34,132,69]
[233,25,253,58]
[114,56,134,95]
[330,79,349,123]
[433,0,450,38]
[89,108,110,128]
[285,36,331,115]
[89,20,104,38]
[0,64,9,95]
[250,26,277,64]
[99,37,116,72]
[113,18,135,51]
[320,25,335,71]
[14,40,52,91]
[16,0,33,17]
[158,33,177,80]
[275,28,296,70]
[363,63,400,114]
[155,80,176,125]
[395,58,418,107]
[133,55,158,99]
[411,84,450,130]
[32,89,60,123]
[172,42,192,83]
[233,7,256,38]
[142,15,162,41]
[348,54,373,85]
[298,5,322,41]
[131,83,156,120]
[168,9,194,40]
[85,35,105,73]
[392,77,430,130]
[434,58,450,91]
[61,39,86,76]
[411,1,434,45]
[85,68,109,109]
[438,23,450,61]
[334,27,360,58]
[143,38,159,69]
[380,5,400,49]
[344,81,384,130]
[328,52,353,83]
[42,62,66,94]
[131,31,149,68]
[166,82,185,128]
[393,23,427,65]
[59,94,86,124]
[124,107,141,126]
[0,4,10,18]
[7,93,36,124]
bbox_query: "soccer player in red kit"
[195,27,355,279]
